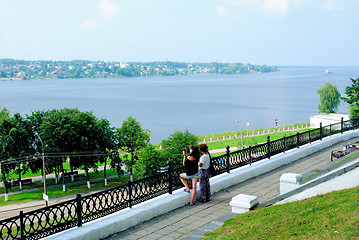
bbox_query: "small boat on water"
[324,69,332,74]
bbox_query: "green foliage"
[134,144,166,177]
[160,130,198,167]
[0,113,35,173]
[40,108,116,173]
[116,116,151,153]
[317,81,341,114]
[342,77,359,119]
[0,105,9,123]
[115,116,151,174]
[109,154,125,178]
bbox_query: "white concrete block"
[280,173,303,194]
[230,194,259,213]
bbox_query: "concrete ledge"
[280,173,303,194]
[45,129,359,240]
[230,194,259,213]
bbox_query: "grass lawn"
[207,129,310,152]
[0,174,132,206]
[0,168,121,194]
[6,158,122,180]
[204,186,359,239]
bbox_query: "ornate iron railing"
[1,118,358,239]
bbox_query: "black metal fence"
[1,118,358,239]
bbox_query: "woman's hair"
[189,145,200,160]
[199,144,208,153]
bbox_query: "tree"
[116,116,151,179]
[95,118,116,185]
[160,130,198,167]
[134,144,166,177]
[341,77,359,119]
[40,108,116,188]
[0,105,9,123]
[317,82,341,114]
[0,113,35,184]
[26,109,57,177]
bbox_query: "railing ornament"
[267,135,271,159]
[226,146,230,173]
[167,161,172,194]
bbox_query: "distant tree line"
[0,59,278,80]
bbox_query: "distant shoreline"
[0,78,22,81]
[0,59,279,80]
[0,71,276,81]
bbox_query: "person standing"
[198,144,211,202]
[179,145,200,206]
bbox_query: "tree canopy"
[134,144,165,177]
[160,130,198,167]
[341,77,359,119]
[317,81,341,114]
[116,116,151,176]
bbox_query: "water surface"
[0,66,358,143]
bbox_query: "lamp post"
[236,121,244,150]
[35,132,48,207]
[246,121,250,136]
[129,126,134,182]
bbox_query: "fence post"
[167,161,172,195]
[248,145,252,165]
[320,122,323,140]
[309,130,311,144]
[128,180,132,209]
[20,211,24,239]
[226,146,230,173]
[341,117,344,134]
[329,124,332,137]
[283,136,286,153]
[76,194,82,227]
[267,135,271,159]
[296,132,300,148]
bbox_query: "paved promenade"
[104,138,359,240]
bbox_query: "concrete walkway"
[104,138,359,240]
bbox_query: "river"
[0,66,358,143]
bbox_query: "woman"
[198,144,211,202]
[179,145,199,206]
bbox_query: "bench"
[12,178,32,187]
[60,171,79,179]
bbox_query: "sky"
[0,0,358,66]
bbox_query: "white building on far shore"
[310,113,349,128]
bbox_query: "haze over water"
[1,66,358,143]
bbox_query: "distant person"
[179,145,199,206]
[198,144,211,202]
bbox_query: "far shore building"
[310,113,349,128]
